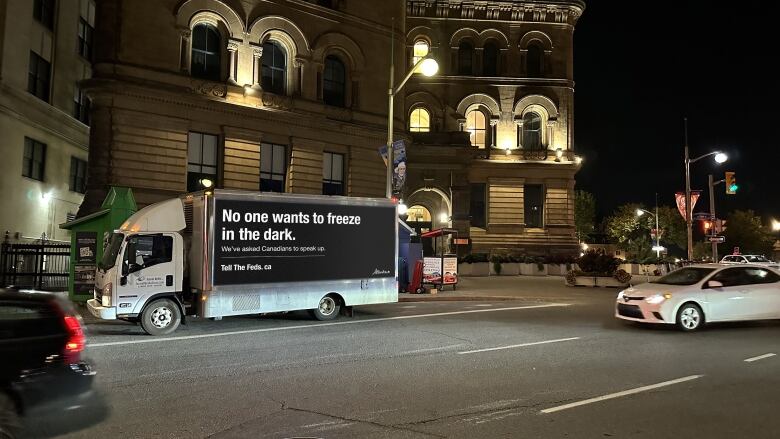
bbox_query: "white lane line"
[88,303,571,348]
[744,353,776,363]
[457,337,580,355]
[540,375,704,414]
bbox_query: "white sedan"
[615,264,780,331]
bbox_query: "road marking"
[88,303,571,348]
[540,375,704,414]
[744,353,776,363]
[457,337,580,355]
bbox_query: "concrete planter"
[492,263,520,276]
[567,276,629,288]
[547,264,573,276]
[470,262,490,277]
[458,263,472,276]
[520,263,548,276]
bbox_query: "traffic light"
[725,171,738,194]
[702,220,712,232]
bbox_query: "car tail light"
[63,315,85,362]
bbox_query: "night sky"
[573,1,780,223]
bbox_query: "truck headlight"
[102,283,112,307]
[645,293,672,304]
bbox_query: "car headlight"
[645,293,672,304]
[102,283,112,307]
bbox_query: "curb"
[399,295,522,302]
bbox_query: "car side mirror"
[706,280,723,289]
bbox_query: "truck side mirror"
[120,276,127,286]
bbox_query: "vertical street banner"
[378,140,407,193]
[74,232,97,294]
[675,191,701,220]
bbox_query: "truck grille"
[618,303,644,319]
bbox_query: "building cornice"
[407,1,585,25]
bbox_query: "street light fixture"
[683,120,728,260]
[636,207,662,258]
[385,48,438,198]
[772,219,780,232]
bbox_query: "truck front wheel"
[310,295,340,321]
[140,298,181,336]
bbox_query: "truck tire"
[310,295,340,321]
[140,298,181,336]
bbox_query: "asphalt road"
[62,287,780,438]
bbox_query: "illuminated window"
[260,143,287,192]
[409,108,430,132]
[191,24,221,81]
[407,205,432,222]
[522,112,542,150]
[322,152,344,195]
[187,132,219,191]
[412,40,429,66]
[465,109,486,148]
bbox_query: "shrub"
[493,259,502,274]
[614,269,632,284]
[577,249,620,276]
[565,270,577,286]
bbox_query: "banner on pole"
[378,140,406,192]
[675,191,701,220]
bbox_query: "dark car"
[0,289,107,438]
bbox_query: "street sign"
[733,246,740,255]
[708,236,725,243]
[453,238,469,245]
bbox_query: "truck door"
[117,234,176,316]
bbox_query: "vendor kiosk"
[419,228,459,291]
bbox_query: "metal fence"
[0,240,70,290]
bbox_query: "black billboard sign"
[74,232,98,294]
[213,198,396,285]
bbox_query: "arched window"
[522,112,543,150]
[412,39,429,67]
[191,24,221,81]
[323,55,346,107]
[458,41,473,75]
[483,41,499,76]
[407,205,432,222]
[409,108,430,132]
[526,43,542,77]
[262,41,286,95]
[465,108,487,148]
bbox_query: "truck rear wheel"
[140,298,181,336]
[310,295,340,321]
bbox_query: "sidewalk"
[399,274,661,302]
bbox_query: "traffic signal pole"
[709,174,717,262]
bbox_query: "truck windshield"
[99,233,125,270]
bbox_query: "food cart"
[419,228,459,291]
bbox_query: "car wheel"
[140,298,181,336]
[676,303,705,331]
[310,295,340,321]
[0,392,19,439]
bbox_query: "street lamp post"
[637,205,661,258]
[683,119,728,260]
[385,33,438,198]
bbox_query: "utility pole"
[684,119,693,261]
[708,174,725,262]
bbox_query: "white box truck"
[87,190,398,335]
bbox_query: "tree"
[655,206,687,249]
[574,190,596,242]
[604,203,685,260]
[722,210,773,255]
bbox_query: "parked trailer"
[87,190,398,335]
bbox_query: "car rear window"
[655,267,716,285]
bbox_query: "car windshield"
[655,267,717,285]
[98,233,125,270]
[745,255,771,263]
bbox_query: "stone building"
[0,0,94,242]
[72,0,584,256]
[402,0,585,256]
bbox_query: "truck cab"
[87,199,187,335]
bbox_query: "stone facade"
[402,0,585,256]
[0,0,93,242]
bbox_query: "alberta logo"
[372,268,391,276]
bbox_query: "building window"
[323,56,346,107]
[27,52,51,102]
[465,108,487,148]
[409,108,430,132]
[33,0,55,30]
[524,184,544,228]
[458,41,473,75]
[522,112,543,150]
[406,205,431,222]
[69,157,87,193]
[187,132,219,191]
[23,138,46,181]
[191,24,221,81]
[527,44,543,77]
[77,18,94,60]
[260,143,287,192]
[73,86,90,124]
[322,152,345,195]
[412,39,429,66]
[262,41,286,95]
[483,42,499,76]
[469,183,486,228]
